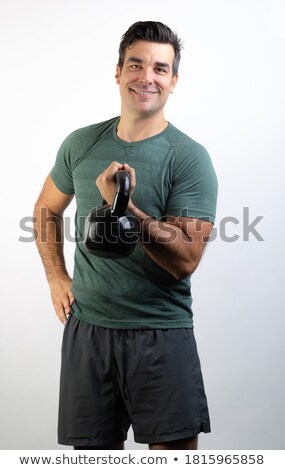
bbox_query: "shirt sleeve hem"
[50,169,74,195]
[165,209,216,224]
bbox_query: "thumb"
[123,163,136,189]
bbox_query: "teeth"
[132,90,155,95]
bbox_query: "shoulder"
[164,123,215,179]
[61,116,118,151]
[165,123,210,160]
[56,117,119,170]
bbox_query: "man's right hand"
[49,273,75,325]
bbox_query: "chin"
[135,104,159,115]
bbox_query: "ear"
[115,64,120,85]
[170,73,178,93]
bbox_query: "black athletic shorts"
[58,314,211,447]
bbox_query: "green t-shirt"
[51,117,218,329]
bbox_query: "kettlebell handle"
[108,170,131,216]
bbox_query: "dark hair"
[118,21,182,76]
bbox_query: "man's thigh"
[113,328,211,446]
[58,315,131,448]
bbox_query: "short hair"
[118,21,182,76]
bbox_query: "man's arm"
[96,162,214,280]
[128,205,212,280]
[33,174,75,324]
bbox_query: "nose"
[138,67,153,85]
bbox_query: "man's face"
[115,40,178,118]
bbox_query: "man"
[34,21,218,451]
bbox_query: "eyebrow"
[127,57,170,70]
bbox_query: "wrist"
[47,268,69,284]
[127,199,136,213]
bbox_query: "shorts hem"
[134,424,211,444]
[58,435,128,447]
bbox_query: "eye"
[156,67,167,74]
[129,64,140,70]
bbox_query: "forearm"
[129,203,195,280]
[33,201,69,283]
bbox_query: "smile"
[129,88,157,95]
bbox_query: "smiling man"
[34,21,218,451]
[116,40,177,127]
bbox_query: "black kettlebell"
[84,170,139,258]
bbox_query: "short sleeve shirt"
[51,117,218,329]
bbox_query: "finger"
[68,290,75,305]
[110,161,124,171]
[62,295,72,315]
[107,161,124,177]
[97,162,124,185]
[123,163,135,175]
[123,163,136,188]
[54,301,68,326]
[53,293,71,323]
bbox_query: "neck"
[117,113,168,142]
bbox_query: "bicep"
[35,174,74,216]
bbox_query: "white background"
[0,0,284,450]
